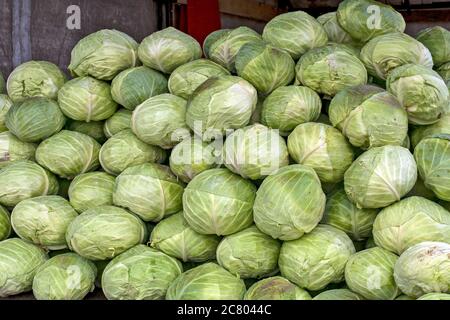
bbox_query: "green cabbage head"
[287,122,355,183]
[6,61,66,103]
[0,160,59,207]
[279,224,355,291]
[131,93,189,149]
[373,196,450,254]
[69,29,139,80]
[36,130,101,179]
[394,241,450,298]
[0,238,48,297]
[5,97,66,142]
[168,59,230,99]
[186,76,257,140]
[329,85,408,149]
[216,225,281,279]
[261,86,322,136]
[0,94,13,132]
[387,64,449,125]
[183,168,256,236]
[113,163,184,222]
[102,244,182,300]
[58,76,117,121]
[203,27,262,73]
[414,134,450,201]
[344,146,417,209]
[416,26,450,67]
[111,66,168,110]
[169,137,218,183]
[244,277,311,300]
[103,109,131,138]
[345,247,400,300]
[0,131,36,168]
[138,27,202,74]
[235,41,295,96]
[11,195,78,250]
[222,124,289,180]
[66,205,147,260]
[166,262,246,300]
[322,186,378,241]
[295,44,368,97]
[150,212,220,262]
[0,205,11,241]
[99,129,166,175]
[262,11,328,60]
[336,0,405,43]
[360,32,433,80]
[253,164,326,240]
[68,172,115,213]
[32,253,97,300]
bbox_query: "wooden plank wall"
[0,0,158,77]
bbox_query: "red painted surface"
[187,0,221,45]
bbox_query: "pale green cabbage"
[394,241,450,298]
[182,168,256,236]
[99,129,166,175]
[295,44,368,96]
[168,59,230,99]
[66,205,146,260]
[262,11,328,60]
[329,85,409,149]
[138,27,202,74]
[131,93,189,149]
[32,253,97,300]
[336,0,405,43]
[279,224,355,291]
[69,29,139,80]
[113,163,184,222]
[102,244,182,300]
[261,86,322,136]
[203,27,262,73]
[287,122,354,183]
[253,164,326,240]
[0,160,59,207]
[244,276,311,300]
[222,124,289,180]
[414,134,450,201]
[216,225,281,279]
[11,195,78,250]
[0,238,48,297]
[5,97,66,142]
[166,262,246,300]
[345,247,400,300]
[373,196,450,254]
[344,146,417,209]
[0,131,36,168]
[150,212,220,262]
[6,61,66,102]
[322,186,378,241]
[58,76,117,122]
[36,130,101,179]
[111,66,168,110]
[360,32,433,80]
[235,41,295,96]
[68,172,115,213]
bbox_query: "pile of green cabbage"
[0,0,449,301]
